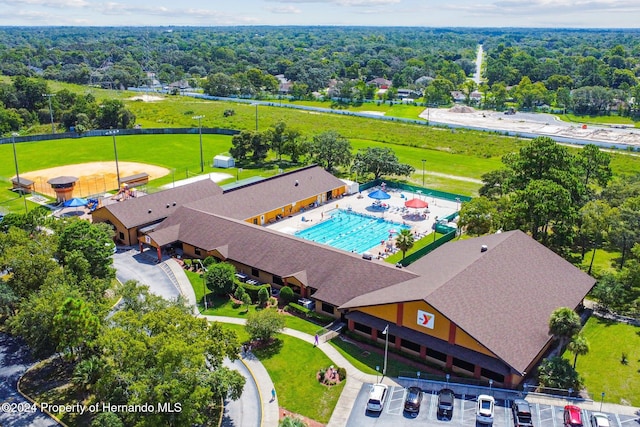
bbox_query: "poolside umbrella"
[404,198,428,209]
[63,197,89,207]
[368,189,391,201]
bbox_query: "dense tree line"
[2,27,638,117]
[459,137,640,318]
[0,76,136,133]
[0,214,244,426]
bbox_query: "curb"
[16,358,67,427]
[238,354,265,427]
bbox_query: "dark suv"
[437,388,455,419]
[512,399,534,427]
[403,386,423,413]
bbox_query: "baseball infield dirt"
[21,161,170,198]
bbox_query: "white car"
[476,394,495,424]
[366,383,388,412]
[591,413,611,427]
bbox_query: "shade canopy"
[404,198,428,209]
[62,197,89,207]
[368,189,391,200]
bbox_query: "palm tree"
[279,416,307,427]
[567,334,590,369]
[548,307,582,351]
[395,229,415,260]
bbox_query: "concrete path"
[203,316,401,427]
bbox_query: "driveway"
[0,333,60,427]
[112,247,181,300]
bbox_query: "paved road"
[0,333,59,427]
[221,358,261,427]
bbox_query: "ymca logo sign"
[417,310,435,329]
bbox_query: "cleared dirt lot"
[422,107,640,149]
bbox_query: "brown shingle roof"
[340,230,595,374]
[93,179,222,229]
[187,165,346,220]
[147,207,418,307]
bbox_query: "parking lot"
[346,383,640,427]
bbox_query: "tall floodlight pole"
[106,130,121,188]
[42,93,55,134]
[193,115,205,172]
[11,132,28,213]
[421,159,426,187]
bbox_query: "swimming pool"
[294,209,411,254]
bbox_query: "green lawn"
[186,272,324,336]
[329,335,422,378]
[563,316,640,406]
[222,323,344,423]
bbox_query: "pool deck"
[266,188,459,257]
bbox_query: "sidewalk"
[203,315,401,427]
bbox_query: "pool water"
[294,209,411,254]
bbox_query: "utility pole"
[192,115,205,172]
[42,93,55,134]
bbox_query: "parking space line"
[504,400,512,426]
[428,390,437,419]
[386,386,405,415]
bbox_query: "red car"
[564,405,583,427]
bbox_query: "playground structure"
[111,183,137,201]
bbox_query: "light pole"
[489,379,493,394]
[106,130,121,188]
[192,115,205,172]
[375,365,380,384]
[11,132,28,213]
[421,159,426,187]
[445,373,450,384]
[202,273,207,311]
[600,392,605,411]
[382,324,389,377]
[42,93,55,134]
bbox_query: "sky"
[1,0,639,28]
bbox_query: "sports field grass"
[564,316,640,406]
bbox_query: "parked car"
[403,386,423,413]
[564,405,584,427]
[437,388,455,419]
[512,399,534,427]
[366,383,388,412]
[590,413,611,427]
[476,394,495,424]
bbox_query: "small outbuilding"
[213,155,235,169]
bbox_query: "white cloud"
[266,5,302,14]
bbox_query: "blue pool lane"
[294,209,411,254]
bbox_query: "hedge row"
[287,303,334,325]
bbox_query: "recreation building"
[92,165,595,388]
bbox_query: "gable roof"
[94,179,222,229]
[340,230,595,374]
[187,165,346,221]
[147,207,418,307]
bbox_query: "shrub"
[279,286,295,304]
[258,287,270,306]
[337,367,347,381]
[223,109,235,117]
[240,283,270,302]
